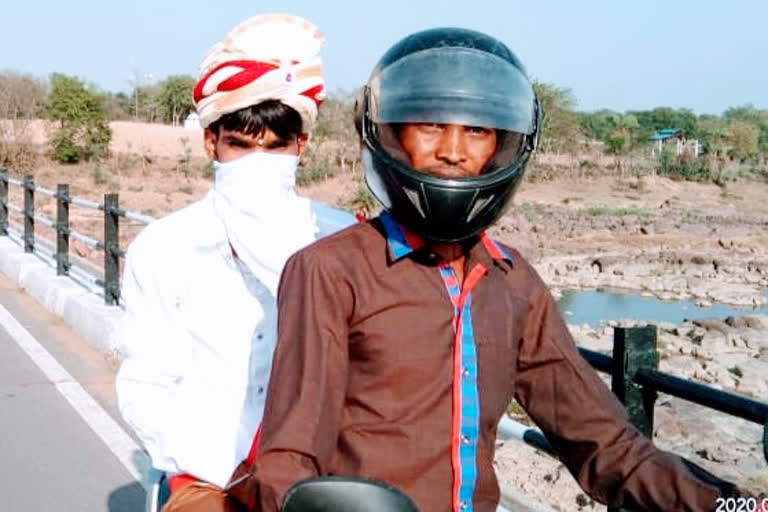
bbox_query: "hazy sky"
[3,1,766,115]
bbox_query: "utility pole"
[128,66,139,119]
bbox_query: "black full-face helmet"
[356,27,541,243]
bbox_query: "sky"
[2,0,766,115]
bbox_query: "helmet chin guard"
[357,27,542,243]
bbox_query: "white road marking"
[0,302,151,490]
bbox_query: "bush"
[51,128,82,163]
[344,181,378,215]
[584,206,652,217]
[0,139,39,173]
[297,163,334,186]
[657,147,711,181]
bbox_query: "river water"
[556,290,768,328]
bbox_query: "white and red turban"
[194,13,326,133]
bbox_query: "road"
[0,271,146,512]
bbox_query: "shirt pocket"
[472,293,527,421]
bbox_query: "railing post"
[103,193,120,305]
[608,325,659,512]
[0,168,8,236]
[56,184,70,276]
[763,420,767,466]
[612,325,659,437]
[23,174,34,253]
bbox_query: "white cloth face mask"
[211,151,317,295]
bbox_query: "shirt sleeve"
[513,281,730,511]
[227,249,352,511]
[115,240,190,477]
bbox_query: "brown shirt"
[228,216,726,512]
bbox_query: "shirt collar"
[378,211,514,266]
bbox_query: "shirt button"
[462,367,471,378]
[461,435,472,445]
[257,333,264,340]
[257,386,264,394]
[460,500,469,510]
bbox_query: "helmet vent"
[466,194,495,222]
[403,187,427,218]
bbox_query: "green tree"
[46,73,111,163]
[727,120,759,160]
[630,107,700,140]
[532,81,583,153]
[724,103,762,125]
[580,109,620,142]
[697,116,729,155]
[604,113,640,154]
[724,103,768,155]
[156,75,196,125]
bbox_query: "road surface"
[0,271,146,512]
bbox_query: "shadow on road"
[108,482,145,512]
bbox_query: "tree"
[723,103,768,155]
[133,83,162,123]
[298,91,360,183]
[532,81,583,153]
[727,121,759,160]
[580,109,619,142]
[103,91,133,120]
[311,93,357,140]
[630,107,700,140]
[604,114,640,154]
[156,75,196,125]
[0,71,47,120]
[724,103,762,125]
[697,116,729,155]
[46,73,111,163]
[0,71,47,171]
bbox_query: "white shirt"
[115,191,354,488]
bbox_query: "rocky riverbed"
[489,176,768,308]
[481,176,768,510]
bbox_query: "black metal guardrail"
[0,168,155,305]
[509,326,767,512]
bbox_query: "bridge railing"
[0,168,155,305]
[498,325,768,511]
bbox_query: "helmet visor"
[370,47,536,134]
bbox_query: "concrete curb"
[0,238,124,362]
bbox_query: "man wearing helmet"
[227,28,741,512]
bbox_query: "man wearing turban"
[115,13,353,512]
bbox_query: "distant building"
[649,128,700,157]
[184,111,201,130]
